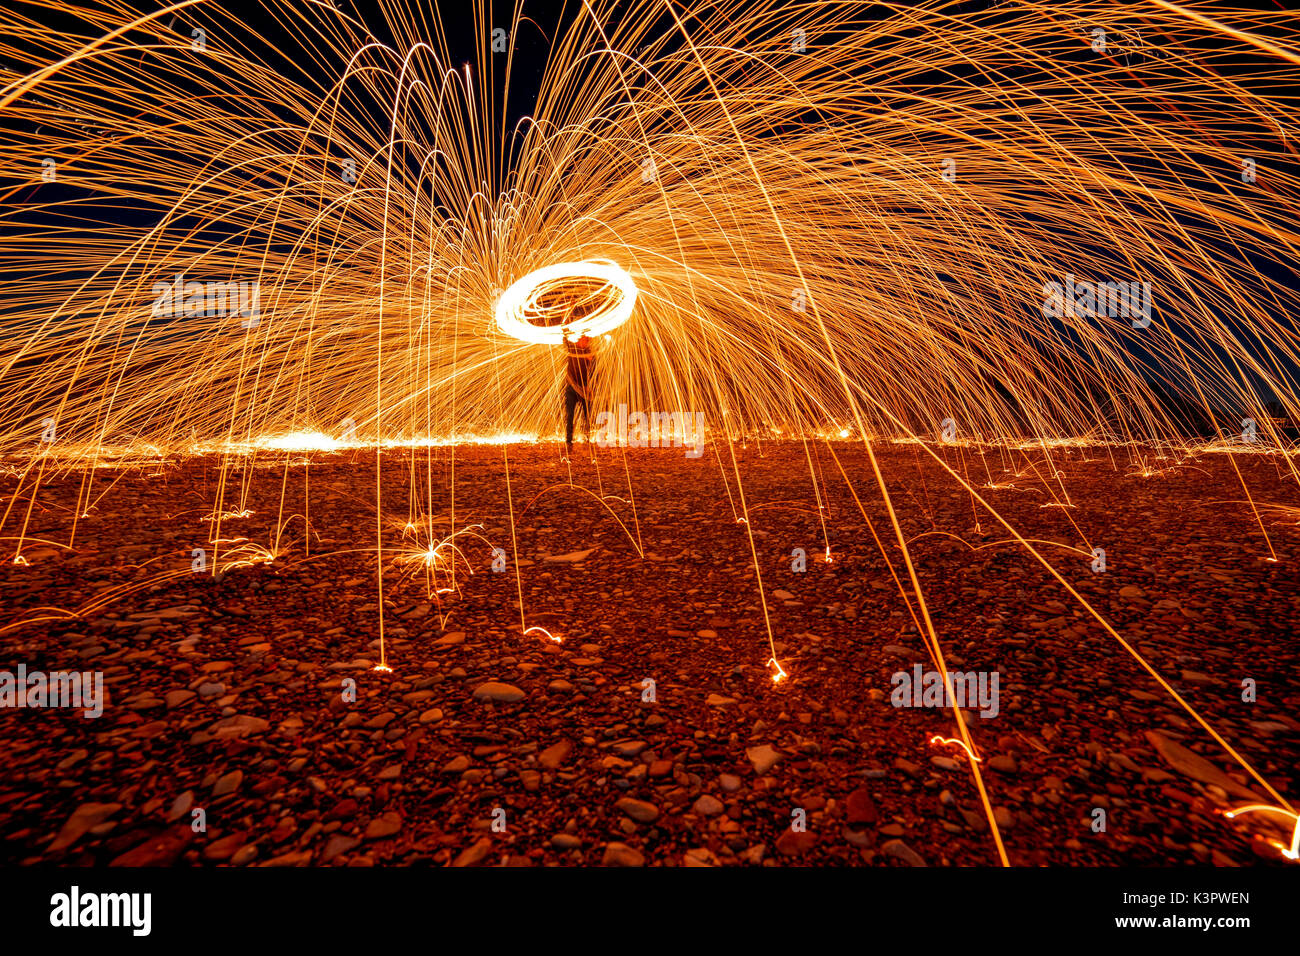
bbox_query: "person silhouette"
[561,325,596,460]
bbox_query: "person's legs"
[563,385,578,457]
[578,394,591,454]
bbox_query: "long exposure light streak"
[0,0,1298,868]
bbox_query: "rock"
[846,787,878,825]
[747,744,781,774]
[166,791,194,823]
[210,715,269,739]
[364,812,402,840]
[538,739,573,770]
[988,754,1018,774]
[202,832,247,861]
[893,758,921,777]
[212,770,243,797]
[325,799,360,822]
[472,681,526,703]
[261,850,313,867]
[109,827,193,866]
[48,802,121,853]
[616,798,660,823]
[544,547,599,564]
[601,842,645,866]
[719,773,743,792]
[56,750,87,771]
[684,847,719,866]
[881,839,927,866]
[452,837,494,867]
[1145,731,1261,800]
[551,833,581,849]
[773,589,795,601]
[775,830,818,856]
[739,843,767,864]
[165,689,196,709]
[231,844,259,866]
[322,834,359,863]
[706,693,737,706]
[844,827,873,848]
[692,795,725,816]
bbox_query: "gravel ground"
[1,440,1297,866]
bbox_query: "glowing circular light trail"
[494,260,637,345]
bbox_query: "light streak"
[767,657,788,684]
[0,0,1296,868]
[524,625,562,644]
[930,735,983,763]
[1223,805,1300,861]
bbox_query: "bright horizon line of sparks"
[2,0,1300,865]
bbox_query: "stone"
[210,715,270,739]
[684,847,719,866]
[775,830,818,855]
[166,791,194,823]
[601,842,645,866]
[203,832,247,861]
[538,739,573,770]
[845,787,878,825]
[1146,731,1261,800]
[212,770,243,797]
[322,834,360,863]
[48,802,121,853]
[544,547,599,564]
[616,798,660,823]
[452,837,494,867]
[472,681,526,703]
[109,827,193,866]
[364,812,402,840]
[692,795,725,816]
[165,689,196,709]
[881,839,927,866]
[747,744,780,774]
